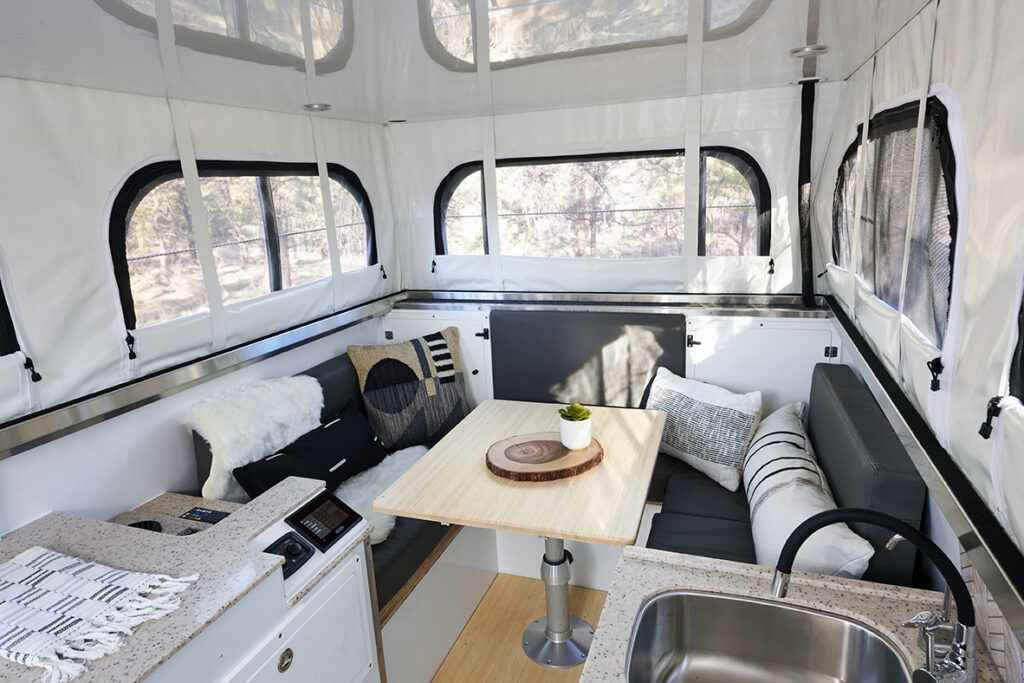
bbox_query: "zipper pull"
[379,264,388,280]
[23,357,41,383]
[431,259,437,274]
[979,396,1004,439]
[768,258,775,275]
[126,333,137,360]
[926,356,943,391]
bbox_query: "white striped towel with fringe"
[0,547,197,682]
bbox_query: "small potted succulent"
[558,402,593,450]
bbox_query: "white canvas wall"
[812,0,1024,552]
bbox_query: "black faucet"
[770,507,976,683]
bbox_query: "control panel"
[263,532,315,579]
[285,490,362,552]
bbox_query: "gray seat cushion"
[647,452,693,503]
[807,363,927,586]
[646,512,756,564]
[662,462,751,523]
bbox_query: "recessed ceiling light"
[790,45,829,58]
[303,103,332,112]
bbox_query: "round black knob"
[285,541,303,557]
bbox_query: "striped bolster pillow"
[743,402,874,578]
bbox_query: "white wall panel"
[0,77,178,409]
[0,318,382,536]
[685,315,837,414]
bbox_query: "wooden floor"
[432,574,607,683]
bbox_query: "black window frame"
[698,147,772,257]
[93,0,354,74]
[417,0,772,72]
[0,275,20,356]
[110,160,376,331]
[433,147,771,258]
[831,96,959,336]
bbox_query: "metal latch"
[824,346,838,358]
[475,329,490,340]
[686,335,701,348]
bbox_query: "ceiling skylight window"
[94,0,353,71]
[421,0,770,70]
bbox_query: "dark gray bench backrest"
[191,354,363,494]
[490,309,686,408]
[808,363,927,586]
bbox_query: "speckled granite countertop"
[0,477,369,683]
[582,546,1000,682]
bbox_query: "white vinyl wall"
[812,0,1024,552]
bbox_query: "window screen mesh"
[114,162,374,329]
[840,98,958,347]
[862,123,917,310]
[496,154,686,259]
[831,144,859,269]
[903,107,956,347]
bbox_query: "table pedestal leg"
[522,538,594,668]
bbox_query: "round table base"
[521,615,594,668]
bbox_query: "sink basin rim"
[625,588,914,681]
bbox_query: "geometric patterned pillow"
[347,327,469,450]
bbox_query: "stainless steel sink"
[626,591,912,683]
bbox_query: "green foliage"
[558,402,592,422]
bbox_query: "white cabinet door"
[383,310,492,408]
[685,316,838,414]
[245,552,378,683]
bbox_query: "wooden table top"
[373,399,666,546]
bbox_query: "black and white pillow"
[645,367,762,491]
[743,402,874,577]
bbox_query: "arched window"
[111,161,375,329]
[93,0,353,72]
[420,0,771,71]
[833,97,958,347]
[434,148,770,259]
[700,148,771,256]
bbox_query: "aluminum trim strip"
[828,298,1024,642]
[0,294,405,460]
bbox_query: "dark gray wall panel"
[490,310,686,408]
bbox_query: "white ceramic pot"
[560,417,592,450]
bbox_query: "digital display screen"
[286,491,361,552]
[300,501,347,540]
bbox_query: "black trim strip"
[0,274,20,356]
[828,295,1024,604]
[748,465,820,499]
[799,81,816,307]
[110,160,377,332]
[742,437,806,466]
[746,454,816,487]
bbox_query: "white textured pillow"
[645,367,762,491]
[182,376,324,502]
[744,402,874,577]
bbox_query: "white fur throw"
[334,446,428,544]
[182,376,324,502]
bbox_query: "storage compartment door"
[685,316,837,413]
[246,552,377,683]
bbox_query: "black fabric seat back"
[191,354,363,494]
[490,309,686,407]
[807,363,927,586]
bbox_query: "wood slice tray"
[486,432,603,482]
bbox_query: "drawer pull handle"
[278,648,293,673]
